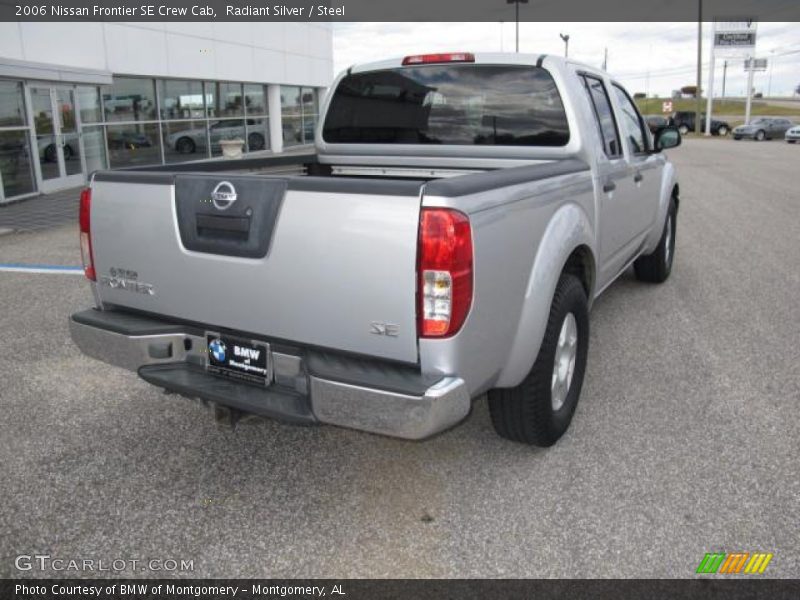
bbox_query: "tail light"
[402,53,475,66]
[79,187,95,281]
[417,208,473,338]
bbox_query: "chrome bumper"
[69,316,470,440]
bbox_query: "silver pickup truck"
[70,52,681,446]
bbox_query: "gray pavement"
[0,187,82,234]
[1,138,799,579]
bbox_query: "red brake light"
[417,208,473,338]
[402,53,475,66]
[79,187,96,281]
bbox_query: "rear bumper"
[69,309,470,440]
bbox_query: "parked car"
[644,115,668,134]
[733,118,795,141]
[670,110,731,136]
[70,53,681,447]
[37,132,80,162]
[786,125,800,143]
[167,120,266,154]
[669,111,731,136]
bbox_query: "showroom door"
[29,85,85,193]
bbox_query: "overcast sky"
[333,22,800,98]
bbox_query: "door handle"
[602,181,616,193]
[633,172,643,183]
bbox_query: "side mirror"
[653,126,681,152]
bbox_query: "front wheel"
[488,274,589,447]
[678,124,690,136]
[716,125,729,136]
[755,130,766,141]
[634,196,677,283]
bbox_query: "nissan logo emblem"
[211,181,237,210]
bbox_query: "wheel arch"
[495,203,595,388]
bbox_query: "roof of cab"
[345,52,607,78]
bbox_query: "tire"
[755,130,766,141]
[488,274,589,447]
[634,196,677,283]
[678,124,690,136]
[717,125,729,136]
[44,143,57,163]
[733,136,742,141]
[175,137,196,154]
[247,132,265,151]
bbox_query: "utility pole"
[704,24,716,136]
[506,0,528,53]
[603,47,608,71]
[695,0,703,135]
[721,60,727,99]
[560,33,570,58]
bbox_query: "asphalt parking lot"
[1,138,798,579]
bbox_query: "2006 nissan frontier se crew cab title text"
[70,52,681,446]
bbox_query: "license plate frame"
[205,331,271,386]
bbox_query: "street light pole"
[560,33,570,58]
[506,0,528,53]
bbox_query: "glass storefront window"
[162,121,208,163]
[76,86,102,123]
[244,84,266,116]
[244,118,269,153]
[207,82,243,118]
[102,77,157,122]
[106,123,161,168]
[81,125,107,173]
[159,79,206,120]
[209,119,246,157]
[0,130,36,198]
[281,86,302,147]
[0,81,26,128]
[301,88,317,117]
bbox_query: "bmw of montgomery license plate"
[205,332,271,385]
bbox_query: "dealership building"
[0,22,333,203]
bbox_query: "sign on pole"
[744,58,768,71]
[706,20,757,134]
[662,101,673,113]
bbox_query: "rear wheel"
[176,137,196,154]
[755,130,766,141]
[634,196,677,283]
[716,125,729,136]
[488,274,589,447]
[678,124,690,136]
[247,132,265,151]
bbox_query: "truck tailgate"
[89,173,423,363]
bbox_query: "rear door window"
[322,64,570,146]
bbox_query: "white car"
[167,120,266,154]
[786,126,800,143]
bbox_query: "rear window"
[322,64,570,146]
